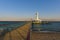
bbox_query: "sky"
[0,0,60,21]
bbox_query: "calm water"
[0,21,27,31]
[0,21,60,32]
[32,21,60,32]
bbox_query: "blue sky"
[0,0,60,20]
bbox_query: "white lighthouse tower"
[33,12,42,23]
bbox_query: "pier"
[0,22,60,40]
[0,22,32,40]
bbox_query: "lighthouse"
[33,12,42,24]
[36,12,39,20]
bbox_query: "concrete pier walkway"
[0,22,31,40]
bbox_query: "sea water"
[32,21,60,32]
[0,21,60,32]
[0,21,26,31]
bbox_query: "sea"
[32,21,60,32]
[0,21,27,32]
[0,21,60,32]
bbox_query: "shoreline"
[31,31,60,40]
